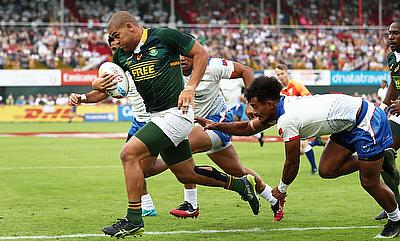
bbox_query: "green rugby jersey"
[388,51,400,93]
[113,27,195,112]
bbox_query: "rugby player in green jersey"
[375,20,400,222]
[101,11,260,238]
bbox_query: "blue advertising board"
[84,113,114,122]
[331,71,390,85]
[118,105,134,121]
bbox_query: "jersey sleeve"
[157,28,196,56]
[277,115,301,142]
[294,81,311,96]
[208,58,235,79]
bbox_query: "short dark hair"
[244,76,282,102]
[275,64,288,72]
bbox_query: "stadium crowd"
[0,0,398,70]
[0,26,389,71]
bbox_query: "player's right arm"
[383,74,398,108]
[195,117,273,135]
[69,90,109,106]
[293,81,311,96]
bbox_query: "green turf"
[0,123,387,240]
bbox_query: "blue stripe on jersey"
[275,96,286,118]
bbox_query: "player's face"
[275,68,289,86]
[108,23,138,52]
[249,97,275,124]
[388,22,400,52]
[180,56,193,71]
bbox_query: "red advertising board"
[61,70,98,86]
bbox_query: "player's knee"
[318,167,337,178]
[360,178,379,192]
[120,148,137,163]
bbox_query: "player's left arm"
[230,62,254,87]
[295,81,311,96]
[178,41,208,113]
[195,116,273,135]
[384,74,400,115]
[230,62,256,118]
[272,138,301,200]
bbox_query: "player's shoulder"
[387,51,396,63]
[208,57,232,69]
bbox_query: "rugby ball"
[98,62,129,99]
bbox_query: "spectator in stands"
[27,95,35,105]
[377,80,388,103]
[15,95,26,106]
[5,94,14,105]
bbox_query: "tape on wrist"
[184,85,195,91]
[278,180,288,193]
[80,94,87,102]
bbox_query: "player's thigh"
[122,122,171,162]
[121,136,152,162]
[207,145,245,176]
[359,157,384,188]
[319,139,353,173]
[188,125,212,153]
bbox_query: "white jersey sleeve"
[277,114,301,142]
[276,95,362,141]
[207,58,234,79]
[125,71,150,122]
[187,58,234,117]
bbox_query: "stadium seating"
[0,0,397,70]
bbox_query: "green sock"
[382,172,400,204]
[126,201,142,224]
[227,176,245,194]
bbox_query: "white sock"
[254,133,261,139]
[184,188,198,209]
[259,184,277,206]
[387,205,400,222]
[141,194,155,210]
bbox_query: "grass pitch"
[0,122,387,240]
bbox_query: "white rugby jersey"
[277,94,363,141]
[125,71,150,122]
[183,58,234,118]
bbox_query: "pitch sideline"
[0,226,380,240]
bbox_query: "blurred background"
[0,0,398,123]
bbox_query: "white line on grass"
[0,165,121,171]
[0,226,380,240]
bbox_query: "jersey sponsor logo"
[136,54,143,61]
[129,60,158,81]
[149,47,158,56]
